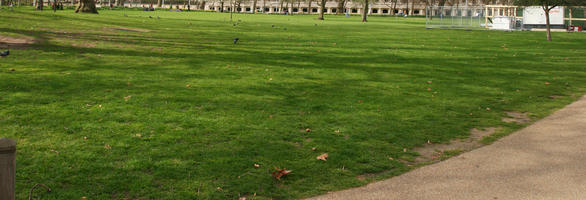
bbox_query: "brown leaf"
[427,81,432,84]
[545,82,550,85]
[272,167,292,180]
[403,148,407,152]
[104,144,112,149]
[388,157,394,161]
[254,164,260,168]
[317,153,328,161]
[186,84,191,88]
[305,128,311,132]
[311,147,317,151]
[124,95,132,101]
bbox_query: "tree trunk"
[252,0,256,13]
[220,1,223,11]
[199,0,205,9]
[391,0,399,15]
[362,0,368,22]
[76,0,98,13]
[157,0,161,7]
[410,0,414,15]
[308,0,312,14]
[544,7,551,41]
[37,0,44,10]
[336,0,344,14]
[317,0,324,19]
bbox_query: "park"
[0,2,585,199]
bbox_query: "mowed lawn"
[1,7,585,199]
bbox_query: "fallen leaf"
[217,187,222,191]
[403,148,407,152]
[427,140,432,144]
[124,95,132,101]
[269,115,273,118]
[305,128,311,132]
[317,153,328,161]
[545,82,550,85]
[186,84,191,88]
[427,81,432,84]
[98,104,102,108]
[272,167,292,180]
[311,147,317,151]
[254,164,260,168]
[104,144,112,149]
[269,78,273,81]
[388,157,394,160]
[83,136,88,140]
[239,197,246,200]
[486,107,491,111]
[135,133,142,138]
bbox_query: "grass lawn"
[1,7,585,199]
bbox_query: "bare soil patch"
[412,127,501,163]
[502,111,530,124]
[0,35,37,49]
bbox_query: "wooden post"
[0,138,16,200]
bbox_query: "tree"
[76,0,98,13]
[514,0,584,41]
[157,0,162,7]
[336,0,346,14]
[361,0,370,21]
[317,0,325,19]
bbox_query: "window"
[331,8,337,13]
[372,9,378,13]
[293,8,298,12]
[414,10,419,14]
[312,8,317,12]
[382,9,388,13]
[265,8,269,11]
[352,9,357,13]
[246,8,251,11]
[303,8,308,12]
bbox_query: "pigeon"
[271,24,275,27]
[149,16,153,18]
[0,50,9,57]
[233,38,239,44]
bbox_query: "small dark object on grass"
[0,50,9,57]
[284,28,287,30]
[9,68,15,71]
[314,24,317,26]
[124,14,128,17]
[157,16,160,19]
[271,24,275,27]
[233,38,239,44]
[29,183,51,200]
[149,16,153,18]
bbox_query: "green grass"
[1,7,585,199]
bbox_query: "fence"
[426,5,586,31]
[425,6,487,29]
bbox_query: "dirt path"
[309,96,586,200]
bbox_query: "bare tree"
[76,0,98,13]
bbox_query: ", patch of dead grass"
[502,111,530,124]
[0,35,37,49]
[412,127,501,163]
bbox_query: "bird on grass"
[149,16,153,18]
[0,50,9,57]
[124,14,128,17]
[233,38,239,44]
[157,16,160,19]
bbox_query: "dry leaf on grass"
[254,164,260,168]
[317,153,328,161]
[272,167,292,180]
